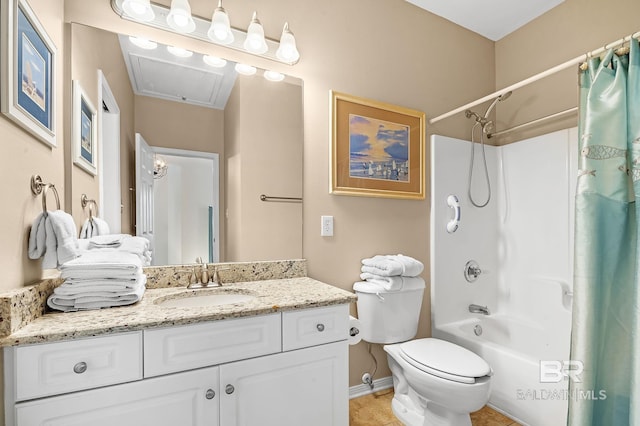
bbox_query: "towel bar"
[259,194,302,203]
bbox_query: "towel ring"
[80,194,98,219]
[31,175,60,216]
[42,184,60,215]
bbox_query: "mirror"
[70,23,303,265]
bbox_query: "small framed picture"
[72,80,97,176]
[330,91,425,199]
[1,0,56,147]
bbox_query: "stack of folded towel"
[47,251,146,312]
[79,216,111,238]
[359,254,425,291]
[78,234,152,266]
[28,210,81,269]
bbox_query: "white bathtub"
[433,315,570,426]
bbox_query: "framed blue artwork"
[1,0,56,147]
[330,91,425,199]
[72,80,97,175]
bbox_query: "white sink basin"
[156,293,256,308]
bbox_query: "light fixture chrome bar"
[111,0,298,65]
[486,107,578,139]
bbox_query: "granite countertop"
[0,276,356,347]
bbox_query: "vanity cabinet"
[220,341,347,426]
[12,366,220,426]
[4,304,349,426]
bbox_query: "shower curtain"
[569,38,640,425]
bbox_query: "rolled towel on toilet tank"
[361,254,424,277]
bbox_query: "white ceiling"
[406,0,565,41]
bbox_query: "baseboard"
[349,376,393,399]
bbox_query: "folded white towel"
[359,273,424,291]
[54,275,146,296]
[47,282,145,312]
[361,254,424,277]
[359,272,404,291]
[29,211,80,269]
[88,234,125,248]
[60,251,143,280]
[61,250,142,270]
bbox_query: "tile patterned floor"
[349,388,522,426]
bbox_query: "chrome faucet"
[469,304,490,315]
[186,263,230,289]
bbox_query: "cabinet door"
[14,367,219,426]
[220,341,348,426]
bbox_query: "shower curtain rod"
[486,107,578,139]
[429,30,640,125]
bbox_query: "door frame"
[152,147,220,263]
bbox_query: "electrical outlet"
[321,215,334,236]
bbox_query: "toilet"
[354,281,492,426]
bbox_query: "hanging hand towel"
[28,213,47,260]
[79,219,95,239]
[29,210,81,269]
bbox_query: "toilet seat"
[398,338,491,384]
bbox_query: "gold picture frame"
[330,91,425,199]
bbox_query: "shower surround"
[430,129,577,426]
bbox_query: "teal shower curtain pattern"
[569,38,640,425]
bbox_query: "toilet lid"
[399,338,491,384]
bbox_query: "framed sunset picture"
[330,91,425,199]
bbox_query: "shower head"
[483,91,512,119]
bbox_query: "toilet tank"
[354,280,425,344]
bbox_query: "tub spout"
[469,304,490,315]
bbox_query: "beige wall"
[224,76,303,262]
[494,0,640,144]
[0,0,65,289]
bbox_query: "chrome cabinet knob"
[225,384,235,394]
[205,389,216,400]
[316,323,325,332]
[73,362,87,374]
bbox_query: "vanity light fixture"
[276,23,299,63]
[112,0,301,65]
[263,70,284,82]
[243,12,268,55]
[129,36,157,50]
[208,0,234,45]
[166,0,196,33]
[121,0,155,22]
[203,55,227,68]
[167,45,193,58]
[235,63,257,76]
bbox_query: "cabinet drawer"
[12,332,142,401]
[144,313,281,377]
[282,304,349,351]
